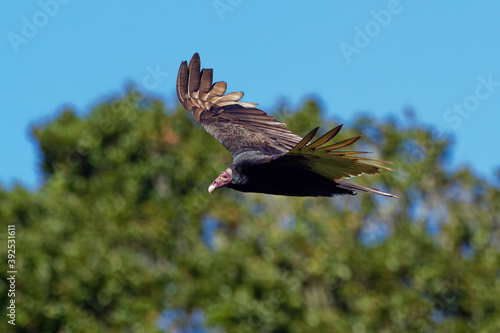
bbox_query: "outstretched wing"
[268,125,398,198]
[177,53,302,157]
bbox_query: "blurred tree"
[0,89,499,332]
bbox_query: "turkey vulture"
[176,53,397,198]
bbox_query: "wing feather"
[212,91,245,104]
[187,56,201,98]
[307,125,343,149]
[316,136,362,152]
[176,53,302,156]
[206,81,227,100]
[176,61,188,103]
[199,69,213,95]
[289,127,319,152]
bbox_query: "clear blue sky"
[2,1,499,189]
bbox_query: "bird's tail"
[336,180,399,198]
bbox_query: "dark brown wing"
[177,53,302,157]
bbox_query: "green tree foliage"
[1,89,499,332]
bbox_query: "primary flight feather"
[176,53,398,198]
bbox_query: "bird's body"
[176,53,397,198]
[230,161,355,197]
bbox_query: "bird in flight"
[177,53,397,198]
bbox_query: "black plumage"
[176,53,397,198]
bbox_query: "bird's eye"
[221,174,228,180]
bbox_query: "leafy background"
[1,90,499,332]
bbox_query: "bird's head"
[208,168,233,193]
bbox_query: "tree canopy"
[1,89,499,332]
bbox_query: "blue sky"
[2,1,499,189]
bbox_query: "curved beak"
[208,184,216,194]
